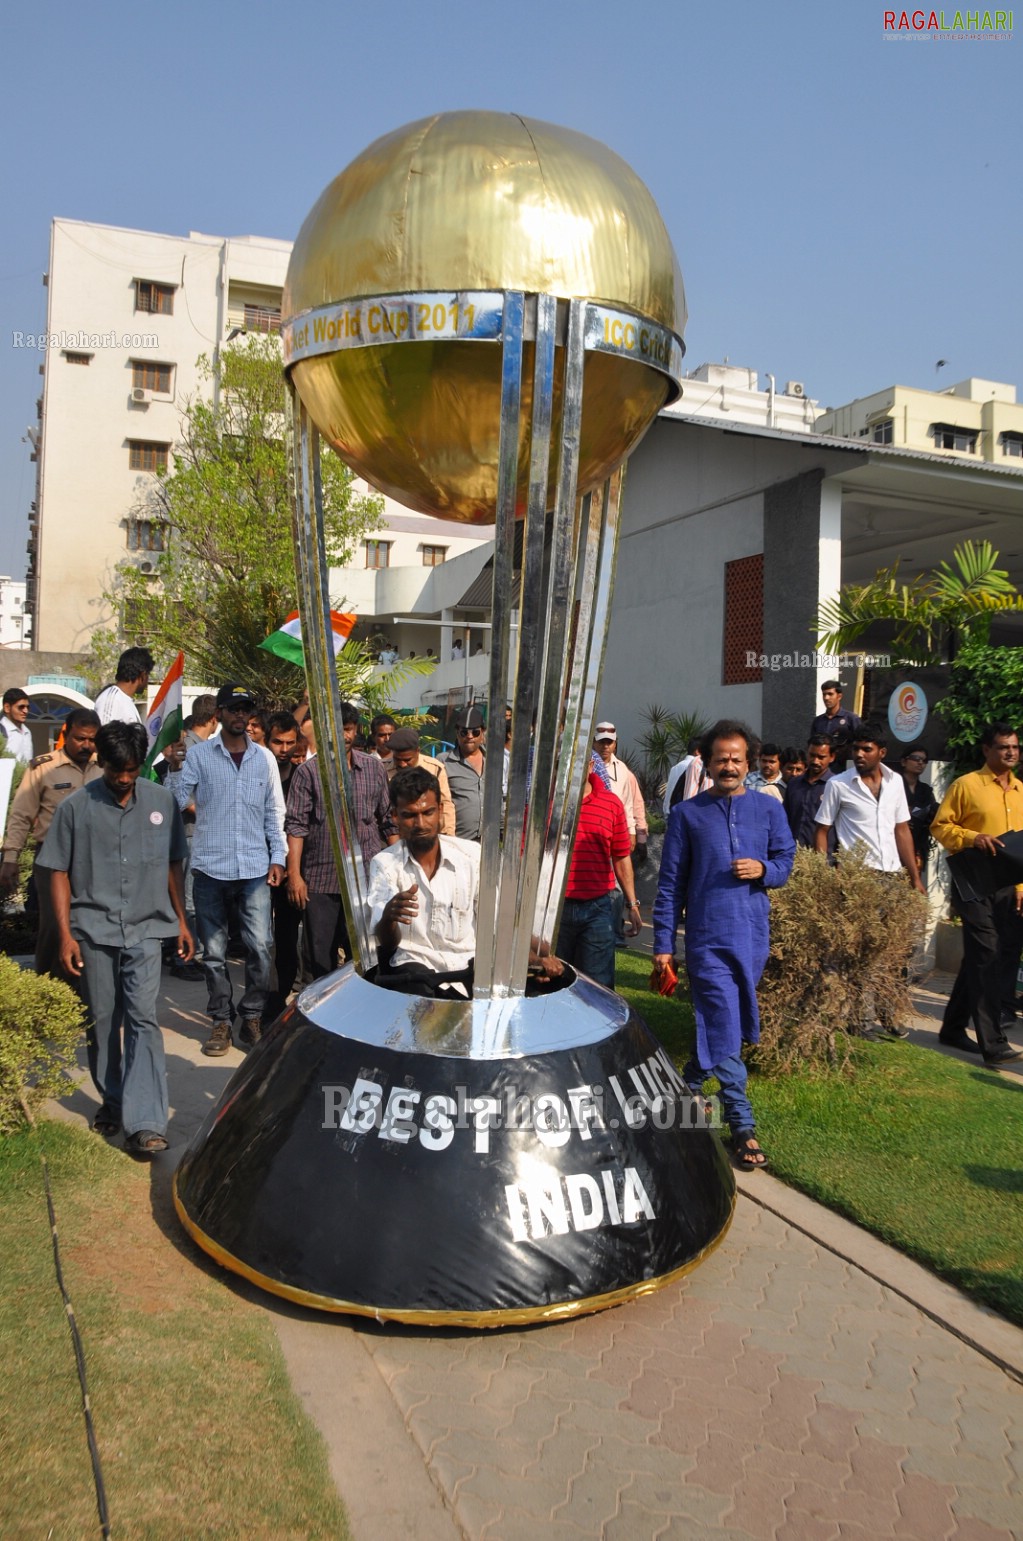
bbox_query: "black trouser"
[376,961,475,999]
[302,892,349,980]
[942,886,1023,1055]
[270,885,303,1005]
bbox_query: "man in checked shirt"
[285,705,395,980]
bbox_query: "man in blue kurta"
[653,720,795,1169]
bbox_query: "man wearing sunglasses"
[440,705,487,841]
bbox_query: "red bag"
[650,960,679,997]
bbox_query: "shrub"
[0,954,86,1134]
[752,846,928,1076]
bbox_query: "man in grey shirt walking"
[38,720,192,1155]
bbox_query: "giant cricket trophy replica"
[174,112,735,1325]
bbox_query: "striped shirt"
[285,757,337,892]
[565,776,631,900]
[170,734,286,880]
[346,749,396,871]
[286,751,395,887]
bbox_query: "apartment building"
[0,577,30,649]
[27,219,490,656]
[816,376,1023,463]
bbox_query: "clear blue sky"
[1,0,1019,577]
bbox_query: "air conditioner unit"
[138,560,155,575]
[784,381,806,398]
[131,387,152,405]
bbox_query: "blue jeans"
[559,893,616,989]
[684,1052,755,1135]
[79,937,167,1136]
[193,871,272,1023]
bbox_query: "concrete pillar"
[440,608,454,662]
[761,470,843,747]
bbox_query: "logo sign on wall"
[888,682,928,742]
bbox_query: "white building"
[665,361,821,432]
[0,577,30,649]
[27,218,492,658]
[599,409,1023,752]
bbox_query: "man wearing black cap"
[439,705,487,841]
[169,682,286,1056]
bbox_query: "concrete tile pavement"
[47,961,1023,1541]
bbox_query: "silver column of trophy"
[174,113,736,1326]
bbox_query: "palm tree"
[816,540,1023,664]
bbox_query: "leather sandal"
[731,1130,768,1169]
[126,1130,169,1155]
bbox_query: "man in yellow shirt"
[930,721,1023,1067]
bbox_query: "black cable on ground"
[20,1098,111,1539]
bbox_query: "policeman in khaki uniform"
[0,708,102,973]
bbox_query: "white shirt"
[94,684,143,726]
[815,762,911,871]
[663,756,693,815]
[0,716,33,764]
[367,835,480,973]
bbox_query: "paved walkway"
[51,963,1023,1541]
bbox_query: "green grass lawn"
[0,1120,349,1541]
[615,948,1023,1328]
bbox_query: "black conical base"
[174,968,735,1326]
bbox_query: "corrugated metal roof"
[663,410,1023,479]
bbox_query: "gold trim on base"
[173,1175,735,1329]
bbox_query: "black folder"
[947,830,1023,902]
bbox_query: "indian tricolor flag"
[259,609,356,667]
[143,651,184,776]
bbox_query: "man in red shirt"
[559,772,641,988]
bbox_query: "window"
[722,553,763,685]
[932,423,978,453]
[121,595,159,638]
[243,303,281,333]
[871,418,893,445]
[128,440,170,473]
[135,279,174,315]
[1001,433,1023,459]
[422,545,447,567]
[126,519,166,552]
[122,594,185,639]
[131,360,173,394]
[365,540,391,569]
[63,351,92,365]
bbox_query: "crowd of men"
[4,656,1021,1166]
[651,683,1023,1165]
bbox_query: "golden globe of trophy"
[175,112,735,1325]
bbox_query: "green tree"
[815,539,1023,665]
[936,638,1023,777]
[91,336,398,705]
